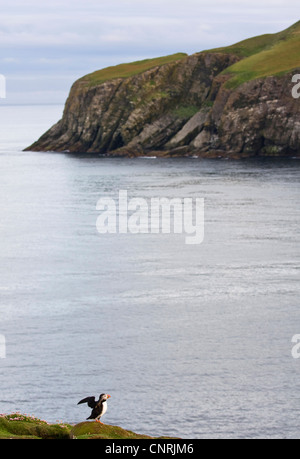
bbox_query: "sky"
[0,0,299,105]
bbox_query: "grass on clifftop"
[207,20,300,88]
[81,53,188,86]
[0,413,71,439]
[0,414,172,440]
[71,422,157,440]
[79,21,300,90]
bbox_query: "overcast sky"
[0,0,299,104]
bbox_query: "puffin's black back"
[87,399,105,420]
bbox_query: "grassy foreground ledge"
[71,422,160,439]
[0,414,170,439]
[0,414,71,439]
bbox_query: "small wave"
[138,156,157,159]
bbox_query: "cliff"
[26,22,300,158]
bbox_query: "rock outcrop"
[0,414,170,439]
[26,24,300,158]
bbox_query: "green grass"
[0,414,173,440]
[78,21,300,90]
[172,105,200,119]
[206,20,300,88]
[0,413,71,439]
[71,422,156,439]
[81,53,188,86]
[207,20,300,58]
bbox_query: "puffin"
[78,393,111,423]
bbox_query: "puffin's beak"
[107,394,111,398]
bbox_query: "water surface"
[0,105,299,438]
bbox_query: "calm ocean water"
[0,105,300,439]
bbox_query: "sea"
[0,104,299,439]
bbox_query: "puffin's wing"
[78,396,96,408]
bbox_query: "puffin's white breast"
[101,401,108,417]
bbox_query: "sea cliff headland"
[25,21,300,159]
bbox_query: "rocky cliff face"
[26,52,300,158]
